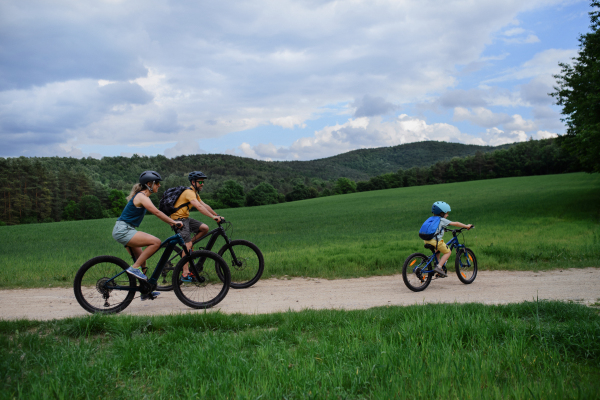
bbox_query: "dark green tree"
[79,195,104,220]
[62,201,79,221]
[334,177,357,194]
[215,180,246,208]
[285,183,317,202]
[552,0,600,172]
[246,182,280,206]
[108,189,127,217]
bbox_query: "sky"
[0,0,593,161]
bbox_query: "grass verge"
[1,301,599,399]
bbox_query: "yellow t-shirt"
[170,187,201,220]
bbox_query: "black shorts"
[176,218,206,243]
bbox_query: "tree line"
[0,138,582,226]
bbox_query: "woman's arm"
[137,195,181,226]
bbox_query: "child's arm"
[448,221,473,229]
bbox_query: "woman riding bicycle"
[112,171,183,298]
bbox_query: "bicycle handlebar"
[444,226,474,234]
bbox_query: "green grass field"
[1,301,599,399]
[0,172,599,289]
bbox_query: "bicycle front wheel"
[402,253,433,292]
[172,250,231,309]
[455,248,478,284]
[218,240,264,289]
[73,256,137,314]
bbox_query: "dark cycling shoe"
[181,274,194,283]
[141,291,160,301]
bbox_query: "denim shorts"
[112,220,138,246]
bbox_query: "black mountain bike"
[146,220,264,291]
[73,230,231,314]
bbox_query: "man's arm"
[189,199,221,222]
[200,200,218,216]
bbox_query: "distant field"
[0,172,598,289]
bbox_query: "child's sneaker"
[433,266,447,277]
[141,291,160,301]
[126,266,148,281]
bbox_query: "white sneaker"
[433,266,447,277]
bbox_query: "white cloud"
[534,130,559,139]
[453,107,513,128]
[453,107,537,132]
[0,0,579,158]
[479,127,528,146]
[238,115,489,161]
[488,48,579,84]
[164,140,204,158]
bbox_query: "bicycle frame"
[104,233,193,293]
[416,231,468,275]
[166,222,238,265]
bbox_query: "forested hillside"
[0,139,579,225]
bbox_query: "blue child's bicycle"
[402,227,477,292]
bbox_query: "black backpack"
[159,186,194,216]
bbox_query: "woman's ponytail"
[126,183,144,201]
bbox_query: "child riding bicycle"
[422,201,472,277]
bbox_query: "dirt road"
[1,268,598,320]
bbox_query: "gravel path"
[1,268,598,321]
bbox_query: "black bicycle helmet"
[139,170,162,185]
[188,171,208,181]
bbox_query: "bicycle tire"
[217,240,264,289]
[172,250,231,309]
[455,247,478,284]
[402,252,433,292]
[73,255,137,314]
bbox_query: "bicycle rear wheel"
[218,240,264,289]
[172,250,231,309]
[402,253,433,292]
[455,247,478,284]
[73,256,137,314]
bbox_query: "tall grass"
[0,173,599,288]
[1,301,599,399]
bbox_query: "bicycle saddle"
[424,244,437,253]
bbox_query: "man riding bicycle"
[171,171,223,280]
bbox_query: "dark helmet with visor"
[139,170,162,186]
[188,171,208,182]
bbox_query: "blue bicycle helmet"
[432,201,451,215]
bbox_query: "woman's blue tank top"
[117,193,147,227]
